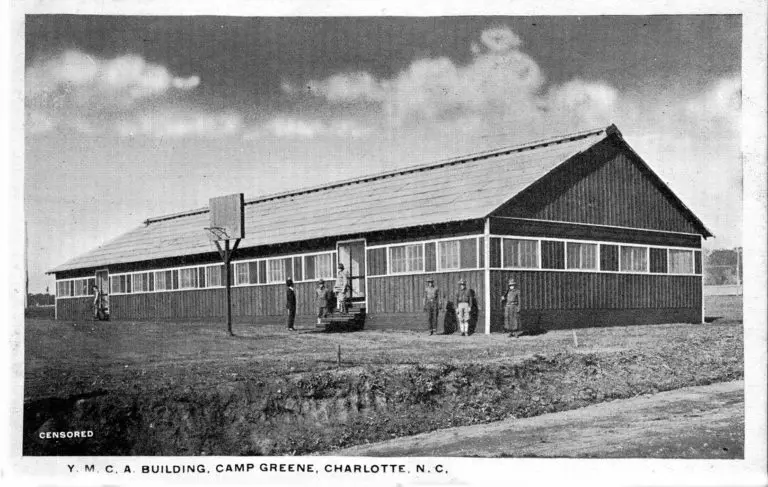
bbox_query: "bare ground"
[334,380,744,459]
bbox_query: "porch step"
[316,306,366,332]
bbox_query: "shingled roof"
[49,124,710,273]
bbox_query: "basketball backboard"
[207,193,245,241]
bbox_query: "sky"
[24,15,742,293]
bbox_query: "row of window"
[55,237,702,298]
[56,251,339,297]
[491,238,701,274]
[56,277,96,298]
[368,237,482,275]
[366,236,701,276]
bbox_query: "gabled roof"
[49,124,710,274]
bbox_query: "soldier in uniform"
[91,284,109,321]
[501,278,522,337]
[423,277,442,335]
[285,278,297,331]
[334,263,351,313]
[454,279,474,336]
[315,278,330,325]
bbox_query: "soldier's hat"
[317,278,325,284]
[426,277,434,283]
[338,263,345,269]
[508,278,517,285]
[458,279,467,285]
[286,278,294,286]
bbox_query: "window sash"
[390,244,423,273]
[620,246,648,272]
[438,240,460,271]
[235,262,249,285]
[566,242,598,270]
[267,259,285,283]
[669,249,694,274]
[206,266,222,287]
[502,239,539,269]
[179,268,198,289]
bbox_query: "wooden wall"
[56,280,336,325]
[489,270,701,331]
[495,141,703,235]
[366,270,484,331]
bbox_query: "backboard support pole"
[207,193,245,336]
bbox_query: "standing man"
[454,279,474,336]
[315,278,330,326]
[285,278,297,331]
[501,278,522,337]
[423,277,442,335]
[334,263,351,313]
[91,284,109,321]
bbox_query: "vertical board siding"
[489,270,701,331]
[368,270,484,317]
[497,149,701,234]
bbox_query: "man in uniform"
[91,284,109,321]
[423,277,442,335]
[315,278,330,325]
[501,278,522,337]
[454,279,474,336]
[285,278,297,331]
[334,263,351,313]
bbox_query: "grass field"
[23,309,743,456]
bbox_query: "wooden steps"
[316,304,366,332]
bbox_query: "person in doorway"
[501,278,522,337]
[316,278,330,325]
[285,278,297,331]
[454,279,474,336]
[423,277,442,335]
[91,284,108,321]
[334,263,351,313]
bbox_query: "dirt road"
[335,381,743,458]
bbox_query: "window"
[600,244,619,271]
[503,239,539,269]
[459,238,478,269]
[669,249,694,274]
[155,270,175,291]
[424,242,437,272]
[438,240,460,270]
[132,272,152,292]
[490,238,502,268]
[390,244,424,273]
[179,268,198,289]
[235,262,249,285]
[56,280,71,297]
[541,240,565,269]
[267,259,285,283]
[248,262,259,284]
[366,248,387,276]
[566,242,598,270]
[620,246,648,272]
[293,256,303,282]
[206,266,222,287]
[110,275,128,294]
[649,248,667,274]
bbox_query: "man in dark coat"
[285,278,297,331]
[454,279,474,336]
[315,278,330,326]
[423,277,442,335]
[501,278,522,337]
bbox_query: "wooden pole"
[572,329,578,347]
[337,344,341,367]
[225,239,233,336]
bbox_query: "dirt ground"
[335,380,744,459]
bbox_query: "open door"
[336,239,366,303]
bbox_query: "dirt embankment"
[24,340,743,456]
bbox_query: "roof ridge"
[144,124,613,225]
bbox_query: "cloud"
[26,50,199,108]
[115,109,242,138]
[480,27,523,52]
[247,117,372,140]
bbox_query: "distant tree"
[704,248,742,285]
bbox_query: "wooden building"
[50,125,711,332]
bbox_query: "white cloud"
[480,27,523,52]
[115,109,242,138]
[246,117,372,140]
[26,50,200,108]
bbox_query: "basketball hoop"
[206,194,245,336]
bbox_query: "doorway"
[336,239,366,304]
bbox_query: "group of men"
[285,263,351,331]
[423,277,523,337]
